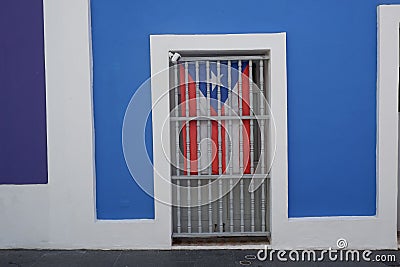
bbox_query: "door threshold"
[172,244,270,250]
[172,236,270,250]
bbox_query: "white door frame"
[379,5,400,234]
[150,33,288,247]
[377,4,400,238]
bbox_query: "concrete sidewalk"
[1,249,400,267]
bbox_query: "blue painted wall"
[91,0,400,219]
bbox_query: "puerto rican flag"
[179,61,251,175]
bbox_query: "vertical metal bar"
[177,180,181,233]
[198,179,202,233]
[207,61,213,233]
[229,178,234,232]
[196,61,200,174]
[219,179,223,232]
[249,60,254,174]
[238,60,245,233]
[195,61,202,233]
[174,64,180,175]
[184,62,191,175]
[184,63,191,234]
[250,181,255,232]
[228,60,234,233]
[261,180,266,232]
[238,60,244,174]
[260,60,266,232]
[187,179,191,233]
[217,61,222,175]
[217,61,223,232]
[206,61,212,175]
[208,179,213,233]
[249,60,255,232]
[228,60,233,176]
[174,64,181,234]
[259,60,266,174]
[240,179,244,232]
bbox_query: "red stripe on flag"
[211,102,227,175]
[242,65,251,174]
[179,65,198,175]
[211,108,218,175]
[221,107,227,174]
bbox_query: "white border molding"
[377,4,400,243]
[43,0,172,249]
[0,0,171,249]
[272,5,399,250]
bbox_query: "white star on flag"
[208,70,224,90]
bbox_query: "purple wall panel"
[0,0,48,184]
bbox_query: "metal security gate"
[169,53,271,240]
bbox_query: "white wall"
[0,0,171,249]
[269,5,398,250]
[0,1,398,250]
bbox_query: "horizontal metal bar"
[170,115,270,121]
[172,232,271,238]
[176,55,269,62]
[172,174,270,180]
